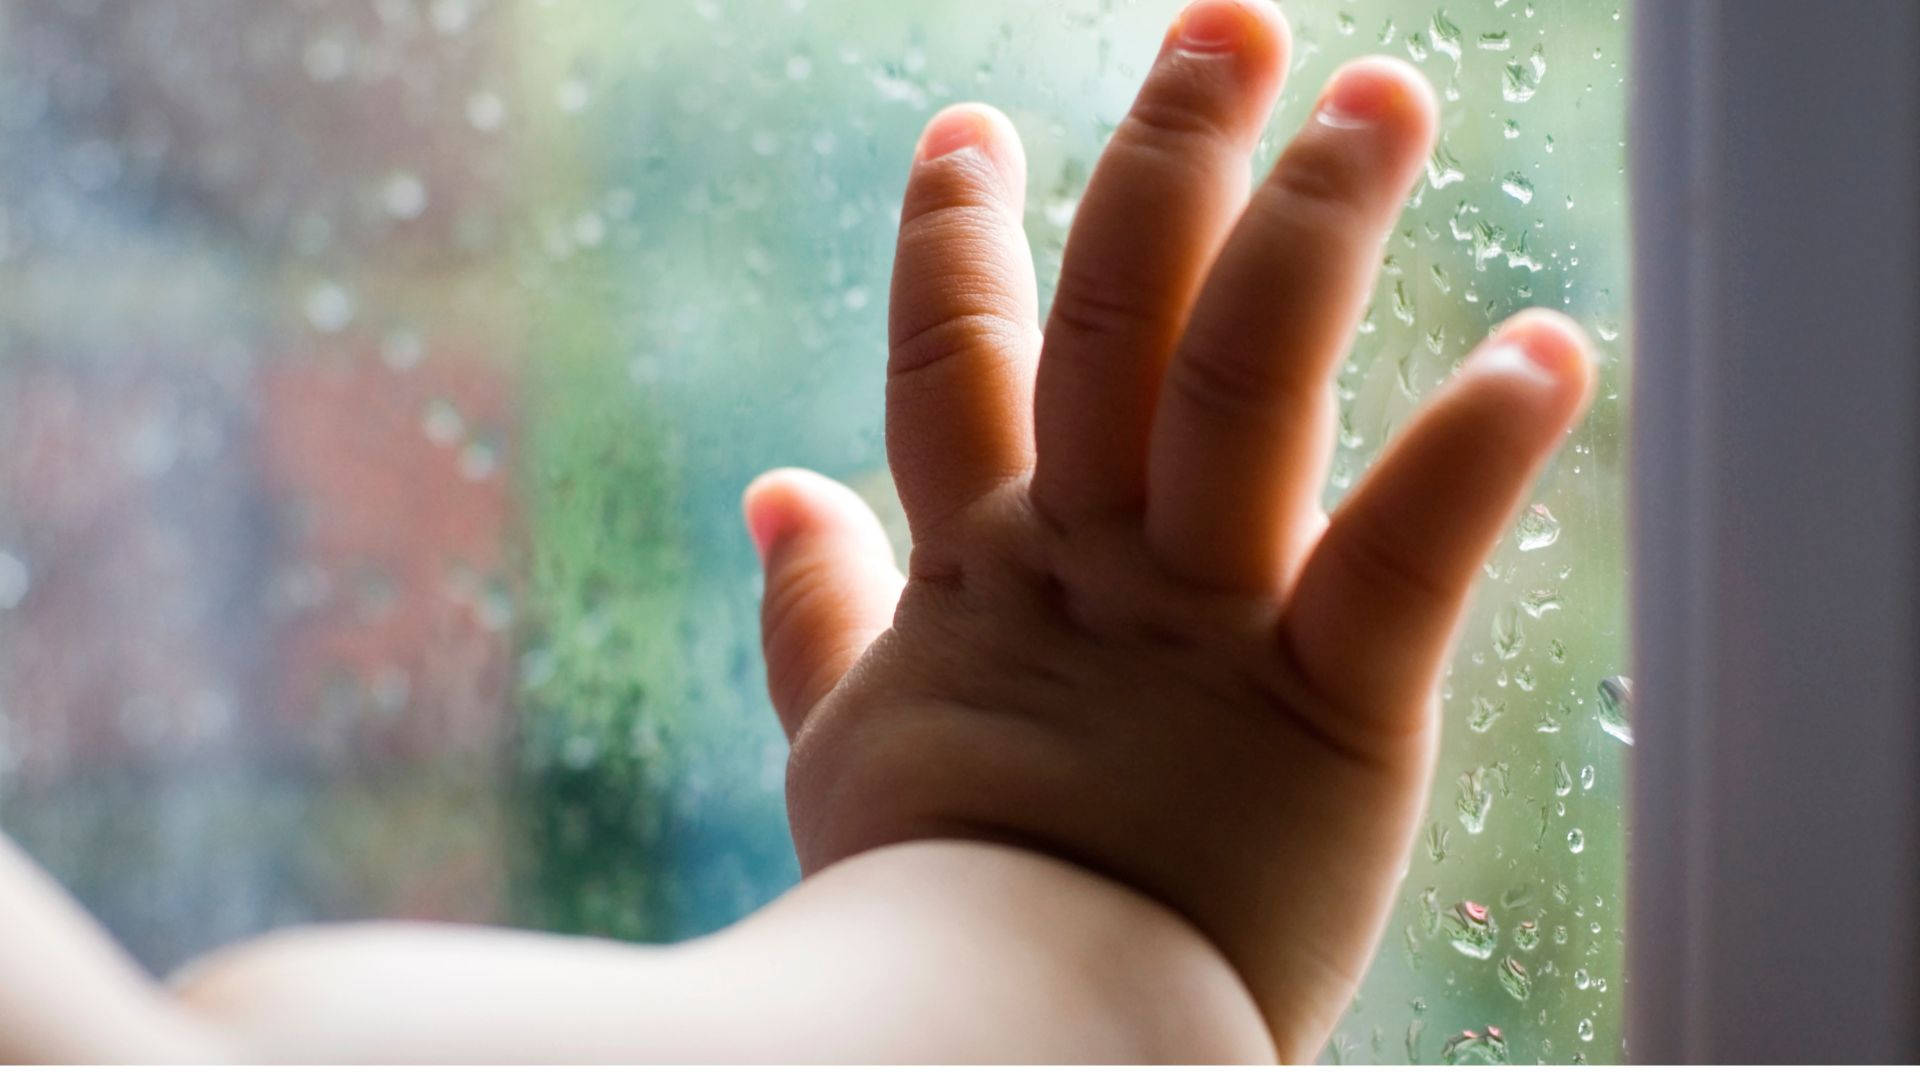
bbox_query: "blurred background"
[0,0,1626,1064]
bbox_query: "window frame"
[1628,0,1920,1061]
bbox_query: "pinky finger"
[1281,311,1595,731]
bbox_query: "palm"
[787,491,1428,1054]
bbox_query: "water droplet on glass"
[381,327,424,371]
[1467,694,1503,734]
[1514,919,1541,951]
[304,281,356,333]
[1567,827,1585,854]
[1429,10,1462,63]
[560,733,598,769]
[1472,219,1506,269]
[1456,767,1493,834]
[466,90,506,132]
[1479,31,1512,51]
[1580,763,1597,790]
[1520,587,1563,617]
[381,171,428,220]
[1517,503,1561,551]
[1444,900,1497,959]
[303,35,350,82]
[573,212,606,248]
[460,439,499,481]
[1573,967,1591,990]
[1426,141,1466,189]
[1500,172,1535,205]
[1553,760,1573,796]
[430,0,473,34]
[1597,674,1634,745]
[1417,886,1443,938]
[1492,604,1525,660]
[422,399,465,446]
[1391,279,1416,324]
[1502,57,1542,102]
[1499,956,1532,1000]
[556,77,591,113]
[1441,1027,1509,1065]
[1506,228,1543,273]
[477,578,514,630]
[1577,1017,1596,1042]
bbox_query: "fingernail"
[743,484,797,560]
[1175,0,1251,54]
[1493,316,1590,385]
[1471,343,1558,390]
[744,503,783,561]
[1316,64,1401,128]
[917,106,990,163]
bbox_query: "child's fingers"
[887,104,1041,541]
[1145,59,1437,592]
[1280,312,1594,733]
[744,470,906,738]
[1029,0,1289,524]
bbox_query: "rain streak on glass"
[1597,675,1634,746]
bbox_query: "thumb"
[744,469,905,738]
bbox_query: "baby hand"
[744,0,1592,1060]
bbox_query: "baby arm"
[1,829,1263,1062]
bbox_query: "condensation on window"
[1299,2,1628,1064]
[0,0,1624,1062]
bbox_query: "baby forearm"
[168,841,1272,1063]
[0,836,223,1063]
[1,825,1269,1063]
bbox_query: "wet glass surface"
[0,0,1626,1062]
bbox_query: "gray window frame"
[1628,0,1920,1062]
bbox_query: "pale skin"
[0,0,1594,1064]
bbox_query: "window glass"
[0,0,1624,1062]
